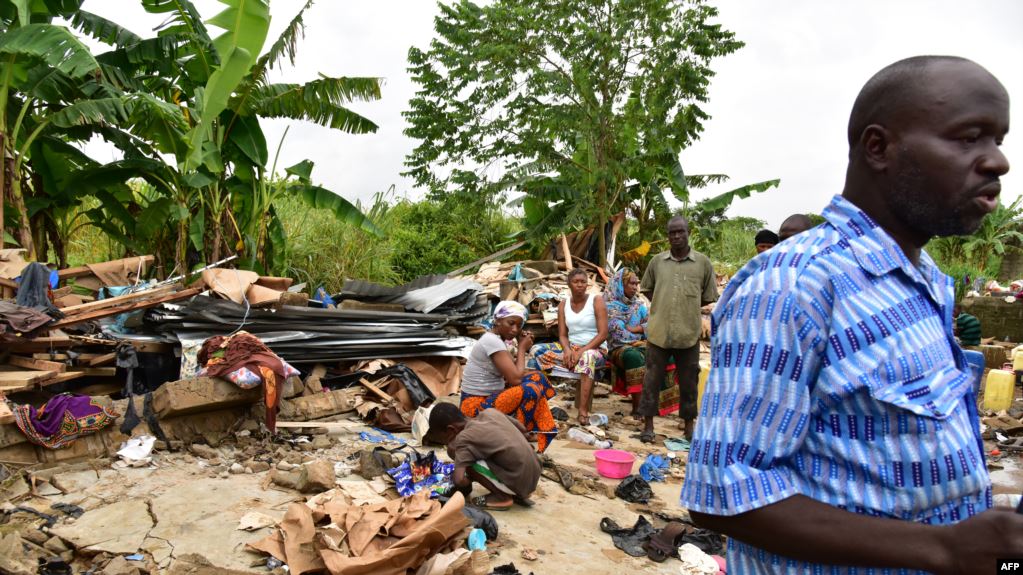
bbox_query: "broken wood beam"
[58,284,177,315]
[560,233,573,271]
[447,241,527,277]
[7,355,66,373]
[358,378,395,404]
[86,352,117,367]
[51,287,201,328]
[67,367,116,377]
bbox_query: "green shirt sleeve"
[640,257,656,295]
[701,256,718,305]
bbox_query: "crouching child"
[429,403,540,511]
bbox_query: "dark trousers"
[638,341,700,420]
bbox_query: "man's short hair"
[428,402,465,431]
[847,55,972,148]
[755,229,780,246]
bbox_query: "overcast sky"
[82,0,1023,230]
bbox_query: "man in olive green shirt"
[638,215,717,442]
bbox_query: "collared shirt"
[680,195,990,574]
[640,249,717,349]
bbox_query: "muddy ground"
[1,382,1021,575]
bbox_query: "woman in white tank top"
[527,268,608,424]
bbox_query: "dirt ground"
[2,382,1021,575]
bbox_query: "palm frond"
[0,23,99,78]
[69,10,143,47]
[248,77,381,133]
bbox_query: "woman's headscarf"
[493,300,527,325]
[604,268,642,327]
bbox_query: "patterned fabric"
[527,342,605,378]
[460,371,557,453]
[681,195,990,574]
[493,300,527,324]
[13,394,117,449]
[199,331,288,431]
[386,451,455,498]
[604,269,647,349]
[608,344,646,396]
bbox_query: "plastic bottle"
[568,428,596,444]
[588,413,609,427]
[467,528,487,551]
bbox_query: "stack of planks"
[1,281,200,393]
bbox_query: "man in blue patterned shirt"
[682,56,1023,573]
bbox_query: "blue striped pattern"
[680,195,990,574]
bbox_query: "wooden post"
[560,234,573,271]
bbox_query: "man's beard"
[887,152,982,238]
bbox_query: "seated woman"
[603,269,681,420]
[527,268,608,425]
[459,301,558,452]
[604,269,649,416]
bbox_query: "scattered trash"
[387,450,455,498]
[36,557,73,575]
[600,515,656,557]
[468,528,487,551]
[117,435,156,466]
[550,407,569,421]
[266,557,285,570]
[460,502,499,541]
[359,428,408,445]
[124,554,145,561]
[237,511,278,531]
[490,563,534,575]
[520,547,538,561]
[588,413,609,427]
[664,437,691,452]
[639,454,669,482]
[567,427,612,449]
[678,543,719,574]
[615,475,654,503]
[49,503,84,519]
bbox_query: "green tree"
[404,0,743,265]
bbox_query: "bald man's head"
[847,55,974,151]
[779,214,813,242]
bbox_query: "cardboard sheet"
[0,249,29,279]
[249,491,470,575]
[85,256,152,287]
[201,269,259,304]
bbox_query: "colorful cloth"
[493,300,527,324]
[681,195,989,574]
[12,394,117,449]
[460,371,557,453]
[198,331,288,431]
[604,269,647,349]
[527,342,605,378]
[607,343,680,415]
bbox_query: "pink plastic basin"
[593,449,635,479]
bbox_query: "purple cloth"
[13,394,116,449]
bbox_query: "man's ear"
[860,124,891,172]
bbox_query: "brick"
[152,377,261,418]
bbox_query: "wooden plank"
[67,367,116,377]
[73,382,123,396]
[33,353,70,361]
[7,355,66,373]
[560,233,573,271]
[0,399,13,425]
[132,341,173,354]
[56,255,154,279]
[51,287,200,328]
[447,241,526,277]
[58,284,177,314]
[86,352,117,367]
[358,378,395,404]
[39,372,86,386]
[0,370,57,385]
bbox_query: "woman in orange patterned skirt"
[459,301,558,452]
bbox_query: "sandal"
[513,495,535,508]
[639,430,656,444]
[471,495,513,511]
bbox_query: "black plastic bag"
[490,564,533,575]
[615,474,653,503]
[461,504,499,541]
[599,515,656,557]
[550,406,569,421]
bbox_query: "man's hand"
[937,508,1023,574]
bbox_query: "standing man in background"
[638,215,717,443]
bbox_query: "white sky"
[81,0,1023,230]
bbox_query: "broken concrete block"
[296,459,335,493]
[302,364,327,396]
[153,377,262,418]
[246,460,270,473]
[229,463,245,475]
[190,443,220,461]
[310,435,331,449]
[269,469,298,489]
[50,499,153,554]
[277,387,360,421]
[50,469,99,493]
[43,536,70,554]
[0,533,34,575]
[358,448,393,480]
[100,555,142,575]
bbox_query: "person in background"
[754,229,779,253]
[638,215,718,443]
[459,301,557,452]
[682,56,1023,572]
[528,268,608,425]
[954,304,982,347]
[604,268,679,419]
[778,213,814,242]
[430,402,540,511]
